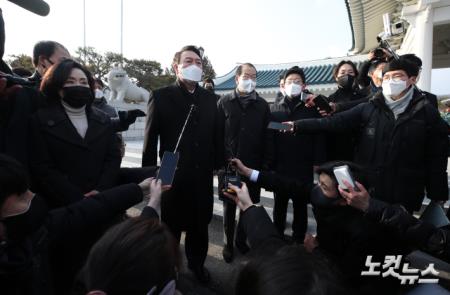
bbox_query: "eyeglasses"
[382,74,407,82]
[285,80,302,85]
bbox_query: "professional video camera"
[7,0,50,16]
[0,1,50,87]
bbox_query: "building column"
[414,5,434,91]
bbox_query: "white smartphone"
[333,165,357,191]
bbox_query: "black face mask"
[2,195,48,242]
[62,86,93,108]
[310,185,341,208]
[337,74,355,90]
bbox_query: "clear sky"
[1,0,449,94]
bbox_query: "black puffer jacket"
[294,89,449,212]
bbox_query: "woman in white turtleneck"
[30,59,121,208]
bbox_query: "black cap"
[284,66,306,84]
[383,58,419,77]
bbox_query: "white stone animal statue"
[107,67,150,104]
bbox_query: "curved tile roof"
[215,56,366,91]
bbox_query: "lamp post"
[120,0,124,67]
[83,0,86,62]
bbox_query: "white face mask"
[179,64,203,82]
[237,78,256,93]
[284,83,302,97]
[382,79,408,98]
[94,89,104,99]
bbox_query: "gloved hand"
[118,109,146,130]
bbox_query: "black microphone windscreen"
[7,0,50,16]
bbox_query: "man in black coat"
[287,58,449,212]
[142,45,220,283]
[217,62,273,262]
[270,66,325,243]
[0,154,156,295]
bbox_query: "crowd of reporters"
[1,29,450,295]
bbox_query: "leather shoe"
[235,241,250,255]
[188,264,211,284]
[222,246,234,263]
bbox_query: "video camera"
[372,48,386,60]
[7,0,50,16]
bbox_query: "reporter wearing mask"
[227,158,405,295]
[324,61,366,161]
[327,60,367,114]
[30,59,121,208]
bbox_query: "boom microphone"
[7,0,50,16]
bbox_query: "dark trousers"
[273,191,307,243]
[223,201,245,249]
[166,221,209,268]
[222,180,261,249]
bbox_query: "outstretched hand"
[280,121,295,133]
[139,177,171,209]
[118,109,146,128]
[223,182,254,211]
[338,180,370,212]
[229,158,252,178]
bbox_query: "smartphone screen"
[333,165,357,190]
[268,121,291,131]
[300,91,309,102]
[157,151,179,186]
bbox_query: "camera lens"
[374,48,384,58]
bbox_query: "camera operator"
[357,48,391,95]
[283,58,449,214]
[0,153,162,294]
[0,4,51,172]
